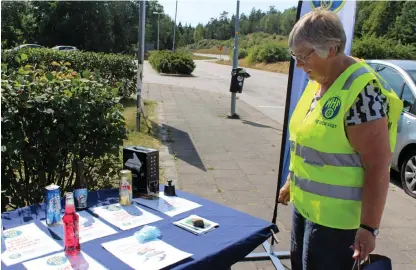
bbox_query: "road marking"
[257,106,285,109]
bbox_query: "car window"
[376,65,405,97]
[367,63,378,71]
[402,83,416,115]
[408,70,416,84]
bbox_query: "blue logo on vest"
[322,97,341,120]
[311,1,346,13]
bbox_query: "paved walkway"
[142,82,416,270]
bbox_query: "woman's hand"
[352,228,376,261]
[278,179,291,205]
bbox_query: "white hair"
[288,7,346,58]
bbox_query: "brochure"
[102,237,192,270]
[134,192,201,217]
[91,203,162,230]
[41,210,117,243]
[1,223,62,266]
[22,251,107,270]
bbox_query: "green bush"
[248,42,290,63]
[1,56,128,209]
[229,49,248,60]
[1,48,137,98]
[149,50,196,75]
[352,36,416,60]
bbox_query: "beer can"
[119,170,132,205]
[45,184,62,226]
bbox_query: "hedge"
[247,42,291,64]
[1,56,127,210]
[1,48,137,97]
[352,36,416,60]
[148,50,196,75]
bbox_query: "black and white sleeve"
[345,80,389,126]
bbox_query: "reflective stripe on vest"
[342,66,369,90]
[342,65,391,91]
[294,175,362,201]
[290,140,362,167]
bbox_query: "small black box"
[123,146,159,195]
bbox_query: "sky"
[157,0,298,27]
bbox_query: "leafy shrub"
[248,42,290,63]
[229,49,248,60]
[1,56,128,210]
[1,48,137,98]
[352,36,416,60]
[149,50,196,74]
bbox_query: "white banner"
[279,0,357,187]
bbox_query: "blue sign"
[311,0,347,13]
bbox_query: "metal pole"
[172,0,178,52]
[229,0,240,119]
[136,0,146,131]
[157,15,160,50]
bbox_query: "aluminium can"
[45,184,62,226]
[119,170,133,206]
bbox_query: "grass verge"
[216,58,290,74]
[194,48,229,55]
[192,54,218,60]
[121,98,166,184]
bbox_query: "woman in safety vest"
[278,7,402,270]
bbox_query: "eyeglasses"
[291,49,314,63]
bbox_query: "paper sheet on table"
[41,210,117,243]
[91,203,162,230]
[133,192,201,217]
[102,237,192,270]
[1,223,62,266]
[22,251,107,270]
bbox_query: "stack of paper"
[134,192,201,217]
[91,203,162,231]
[22,251,107,270]
[41,210,117,243]
[1,223,62,266]
[102,237,192,270]
[173,215,219,235]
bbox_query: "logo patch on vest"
[322,97,341,120]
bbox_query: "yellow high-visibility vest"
[288,61,403,229]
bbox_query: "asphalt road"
[143,60,289,125]
[143,59,416,269]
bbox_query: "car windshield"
[408,70,416,84]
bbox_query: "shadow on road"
[242,120,282,131]
[148,120,206,172]
[390,170,403,190]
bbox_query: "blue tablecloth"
[2,187,277,269]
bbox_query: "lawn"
[192,54,218,60]
[216,58,290,74]
[194,48,229,55]
[120,98,166,184]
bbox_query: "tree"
[193,24,205,43]
[393,1,416,44]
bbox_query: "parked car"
[366,60,416,198]
[12,44,44,51]
[52,46,77,51]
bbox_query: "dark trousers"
[291,207,357,270]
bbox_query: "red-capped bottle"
[62,192,80,256]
